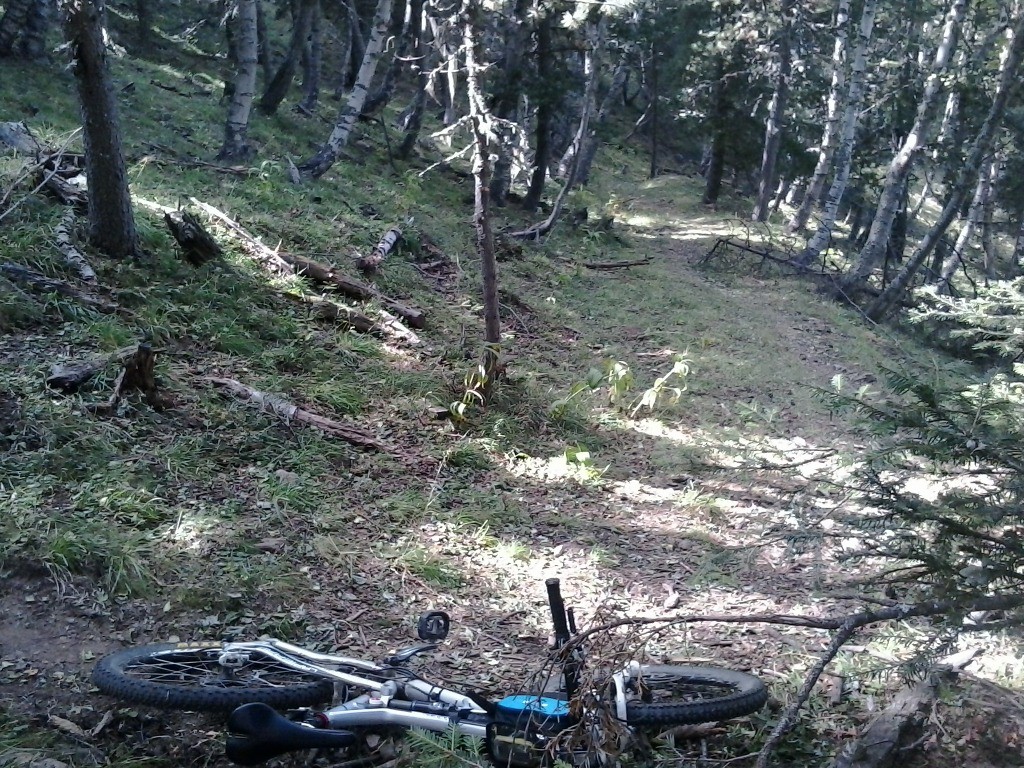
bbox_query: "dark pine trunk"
[61,0,139,258]
[259,0,316,115]
[523,12,554,211]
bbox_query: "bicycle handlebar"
[545,578,571,648]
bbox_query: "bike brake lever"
[384,643,438,665]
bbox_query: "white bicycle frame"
[216,639,492,737]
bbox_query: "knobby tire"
[624,665,768,726]
[92,643,334,712]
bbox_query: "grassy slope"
[1,11,1019,768]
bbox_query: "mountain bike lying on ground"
[92,579,767,766]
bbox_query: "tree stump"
[164,210,223,266]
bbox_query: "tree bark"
[396,0,427,158]
[464,0,501,384]
[259,0,317,115]
[508,21,601,241]
[297,0,322,113]
[523,10,554,210]
[217,0,259,163]
[787,0,851,232]
[799,0,877,266]
[299,0,393,178]
[702,54,728,205]
[752,0,794,222]
[866,9,1024,319]
[841,0,967,294]
[575,52,628,189]
[488,0,532,205]
[60,0,140,259]
[936,152,997,292]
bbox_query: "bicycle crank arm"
[226,703,358,766]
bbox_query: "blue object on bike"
[495,695,571,723]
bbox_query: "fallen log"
[279,251,426,329]
[191,198,426,328]
[829,653,977,768]
[190,198,295,276]
[286,293,379,335]
[377,310,421,345]
[164,209,223,266]
[583,257,651,270]
[0,121,43,155]
[46,344,138,392]
[205,377,389,452]
[357,225,402,273]
[1,262,118,314]
[54,210,97,282]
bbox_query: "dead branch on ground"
[191,199,426,328]
[205,377,389,452]
[1,262,119,314]
[46,345,140,392]
[357,225,402,273]
[583,257,651,270]
[54,209,97,281]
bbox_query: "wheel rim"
[124,649,322,690]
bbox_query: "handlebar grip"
[545,578,571,647]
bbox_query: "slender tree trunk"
[135,0,150,44]
[523,11,554,210]
[361,0,410,117]
[575,52,628,188]
[259,0,316,115]
[297,0,321,113]
[799,0,878,266]
[648,39,659,178]
[936,155,995,292]
[217,0,259,163]
[981,156,1000,280]
[299,0,393,178]
[396,0,426,158]
[866,9,1024,320]
[842,0,967,294]
[753,0,794,222]
[702,55,728,205]
[463,0,501,384]
[488,0,531,205]
[256,0,271,83]
[787,0,850,232]
[60,0,139,258]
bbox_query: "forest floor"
[3,172,1023,768]
[2,18,1024,767]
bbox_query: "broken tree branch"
[357,225,402,273]
[583,257,651,270]
[1,262,119,314]
[54,209,97,282]
[205,376,389,452]
[191,199,426,328]
[46,345,139,392]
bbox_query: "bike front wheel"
[92,643,335,712]
[623,665,768,726]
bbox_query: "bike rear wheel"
[92,643,335,712]
[623,665,768,726]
